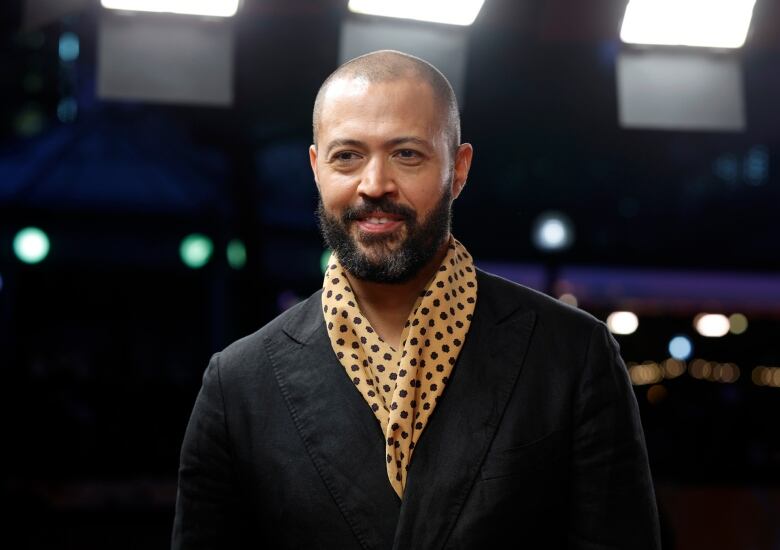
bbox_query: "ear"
[309,144,320,190]
[450,143,473,200]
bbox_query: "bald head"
[312,50,461,155]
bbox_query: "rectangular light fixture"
[348,0,485,26]
[100,0,240,17]
[616,50,745,131]
[620,0,756,49]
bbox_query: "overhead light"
[100,0,241,17]
[694,313,730,337]
[620,0,757,49]
[348,0,485,26]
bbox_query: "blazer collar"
[391,270,536,550]
[273,270,537,550]
[273,292,401,550]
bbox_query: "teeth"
[367,217,391,224]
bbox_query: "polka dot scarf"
[321,237,478,499]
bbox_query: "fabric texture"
[172,269,662,550]
[322,237,477,498]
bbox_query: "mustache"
[341,197,416,222]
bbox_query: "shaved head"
[312,50,461,156]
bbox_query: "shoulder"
[211,288,324,378]
[477,269,603,329]
[477,268,603,335]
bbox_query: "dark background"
[1,1,779,548]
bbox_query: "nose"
[357,157,397,198]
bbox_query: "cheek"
[319,175,356,209]
[402,176,447,213]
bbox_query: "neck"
[344,239,449,349]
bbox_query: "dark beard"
[317,188,452,284]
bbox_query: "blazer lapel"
[265,292,400,550]
[392,271,537,550]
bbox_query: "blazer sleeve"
[171,353,247,550]
[567,323,662,550]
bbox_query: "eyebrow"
[324,136,433,156]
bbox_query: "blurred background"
[1,0,778,548]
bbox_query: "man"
[172,50,661,549]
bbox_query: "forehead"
[317,76,444,143]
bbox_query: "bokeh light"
[226,239,247,269]
[532,211,574,252]
[57,97,78,123]
[14,105,45,137]
[628,361,663,385]
[713,363,740,383]
[694,313,730,337]
[558,293,578,307]
[728,313,748,335]
[764,367,775,386]
[661,358,686,379]
[689,358,711,380]
[321,249,333,274]
[689,359,740,383]
[607,311,639,335]
[647,384,668,405]
[13,227,50,264]
[58,32,80,62]
[744,145,769,186]
[752,366,767,386]
[179,234,213,269]
[669,335,693,360]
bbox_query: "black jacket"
[172,269,661,549]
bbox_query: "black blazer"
[172,269,661,549]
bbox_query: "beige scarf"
[321,237,478,498]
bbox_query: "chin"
[353,226,405,246]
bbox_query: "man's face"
[310,76,472,283]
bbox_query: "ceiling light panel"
[348,0,485,26]
[100,0,240,17]
[620,0,756,49]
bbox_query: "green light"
[180,234,213,269]
[321,249,333,274]
[14,106,45,138]
[226,239,247,269]
[13,227,50,264]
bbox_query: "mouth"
[354,211,405,234]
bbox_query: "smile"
[355,212,405,234]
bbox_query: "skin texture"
[312,50,461,157]
[309,74,473,347]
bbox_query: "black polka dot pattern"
[322,237,477,499]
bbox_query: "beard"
[317,188,452,284]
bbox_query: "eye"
[332,151,360,162]
[394,149,424,164]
